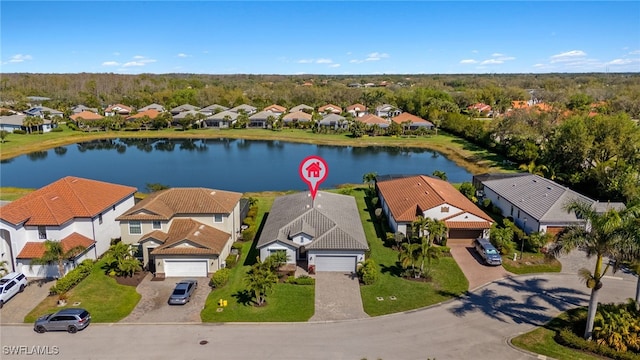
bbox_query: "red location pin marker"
[298,155,329,200]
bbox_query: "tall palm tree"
[551,200,640,339]
[245,257,278,306]
[398,242,421,278]
[30,239,87,279]
[362,172,377,190]
[426,218,448,245]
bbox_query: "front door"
[147,247,156,273]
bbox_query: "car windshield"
[486,249,499,255]
[172,289,186,295]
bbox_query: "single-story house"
[0,114,27,133]
[138,103,166,113]
[282,111,312,125]
[263,104,287,115]
[0,177,137,278]
[126,109,161,122]
[474,173,624,236]
[70,111,104,126]
[170,104,200,115]
[318,104,342,115]
[248,110,278,128]
[357,114,389,128]
[376,174,494,244]
[289,104,314,113]
[71,105,99,114]
[104,104,132,116]
[392,113,434,130]
[346,103,368,117]
[256,191,369,273]
[24,106,63,119]
[229,104,257,115]
[318,113,347,130]
[205,110,238,128]
[116,188,243,277]
[375,104,402,118]
[200,104,229,116]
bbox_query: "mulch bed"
[113,271,148,287]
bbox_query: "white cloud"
[365,52,390,61]
[102,61,120,66]
[329,63,340,68]
[297,59,313,64]
[492,53,504,57]
[316,58,333,64]
[460,59,477,64]
[533,64,545,68]
[629,50,640,55]
[122,61,145,67]
[550,50,587,63]
[481,59,503,65]
[608,58,639,66]
[133,55,145,60]
[122,56,156,67]
[350,59,364,64]
[177,53,189,58]
[8,54,33,63]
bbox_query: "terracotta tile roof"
[116,188,242,221]
[445,221,492,230]
[16,233,95,259]
[150,218,230,255]
[358,114,389,126]
[282,111,312,122]
[318,104,342,114]
[391,112,433,125]
[376,175,494,224]
[468,103,492,112]
[1,177,137,226]
[511,101,529,109]
[126,109,160,120]
[70,111,104,122]
[263,104,287,113]
[105,104,132,113]
[346,103,367,112]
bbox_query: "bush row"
[209,268,231,288]
[49,260,95,295]
[286,275,315,285]
[555,328,640,360]
[225,254,238,269]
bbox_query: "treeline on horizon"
[1,72,639,204]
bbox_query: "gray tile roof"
[201,104,229,113]
[0,114,26,126]
[290,104,314,112]
[318,113,346,125]
[208,110,238,121]
[482,174,595,222]
[230,104,257,114]
[172,110,200,120]
[139,103,165,112]
[257,191,368,251]
[171,104,199,113]
[249,110,278,121]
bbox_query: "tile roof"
[481,174,595,222]
[358,114,389,127]
[230,104,257,113]
[200,104,229,113]
[149,218,230,255]
[282,111,312,122]
[346,103,367,112]
[208,110,239,121]
[1,177,137,226]
[0,114,26,126]
[16,233,96,259]
[105,104,132,113]
[170,104,199,113]
[318,104,342,114]
[392,112,433,126]
[257,191,368,251]
[249,110,279,120]
[70,111,104,122]
[376,175,494,225]
[318,113,346,125]
[116,188,242,221]
[289,104,314,112]
[263,104,287,113]
[138,103,166,112]
[126,109,160,120]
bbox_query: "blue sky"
[2,1,639,74]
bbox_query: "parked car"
[34,308,91,333]
[473,238,503,266]
[168,280,197,305]
[0,272,28,308]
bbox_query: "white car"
[0,272,28,308]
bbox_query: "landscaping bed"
[113,270,148,287]
[501,252,562,274]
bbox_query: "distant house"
[248,110,278,128]
[170,104,200,115]
[0,177,136,278]
[104,104,132,116]
[289,104,314,113]
[171,110,202,127]
[318,113,347,130]
[0,114,26,133]
[318,104,342,115]
[205,110,238,128]
[70,111,104,126]
[346,103,368,118]
[375,104,401,118]
[24,106,63,119]
[474,173,624,236]
[467,103,492,115]
[392,112,434,130]
[282,111,312,126]
[376,174,494,243]
[126,109,161,125]
[200,104,229,116]
[263,104,287,115]
[71,105,99,115]
[138,103,166,113]
[229,104,257,115]
[256,191,369,273]
[357,114,389,128]
[116,188,242,277]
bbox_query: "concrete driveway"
[449,242,513,291]
[121,274,209,323]
[309,272,368,321]
[0,278,55,324]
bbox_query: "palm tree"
[102,242,141,277]
[519,160,548,176]
[426,218,448,245]
[551,200,640,339]
[432,170,448,181]
[30,240,87,278]
[362,172,377,190]
[398,242,420,278]
[412,215,429,240]
[245,257,278,306]
[418,237,440,279]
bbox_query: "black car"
[168,280,197,305]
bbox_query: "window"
[38,226,47,239]
[440,206,450,213]
[152,221,161,230]
[129,221,142,235]
[98,213,103,224]
[214,214,223,223]
[112,205,116,211]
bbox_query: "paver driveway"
[121,274,209,323]
[449,241,513,290]
[309,272,368,321]
[0,278,54,324]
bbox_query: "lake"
[0,138,473,192]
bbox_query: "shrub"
[371,197,379,207]
[357,259,379,285]
[374,208,383,219]
[66,122,79,131]
[225,254,238,269]
[338,188,354,195]
[49,259,95,295]
[51,127,63,132]
[242,228,256,242]
[482,198,492,208]
[435,246,452,257]
[13,129,26,135]
[555,328,640,360]
[286,275,315,285]
[209,268,231,288]
[231,242,243,253]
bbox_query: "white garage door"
[315,256,356,272]
[164,259,208,277]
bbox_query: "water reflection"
[27,150,48,161]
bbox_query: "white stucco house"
[116,188,243,277]
[256,191,369,273]
[0,177,137,278]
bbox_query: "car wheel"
[19,284,25,292]
[0,300,3,309]
[35,325,46,333]
[68,325,77,334]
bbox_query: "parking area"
[0,278,55,324]
[309,272,368,322]
[121,274,209,323]
[448,241,513,291]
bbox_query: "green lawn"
[0,187,36,201]
[201,194,315,322]
[24,260,141,323]
[501,252,562,275]
[353,188,469,316]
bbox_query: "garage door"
[315,256,356,272]
[448,229,485,245]
[164,260,208,277]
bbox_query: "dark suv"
[473,238,503,266]
[34,308,91,333]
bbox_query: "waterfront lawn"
[0,187,35,201]
[24,259,141,323]
[353,188,469,316]
[501,252,562,275]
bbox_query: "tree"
[551,200,640,340]
[418,237,440,279]
[245,257,278,306]
[458,182,476,202]
[426,218,448,246]
[30,240,86,278]
[398,242,420,278]
[102,242,141,277]
[0,130,8,143]
[362,172,377,190]
[432,170,447,181]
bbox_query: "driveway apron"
[121,274,208,323]
[0,278,55,324]
[449,242,513,291]
[309,272,368,321]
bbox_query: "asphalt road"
[1,272,636,360]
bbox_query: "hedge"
[209,268,231,288]
[286,275,315,285]
[555,328,640,360]
[49,259,95,295]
